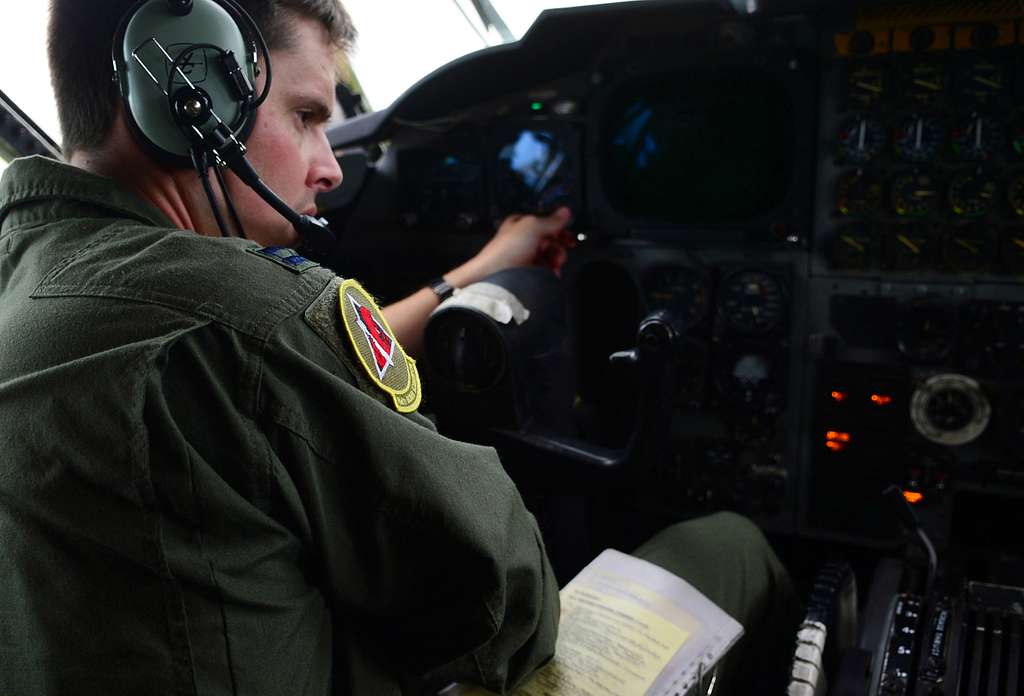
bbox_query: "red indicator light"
[871,394,893,406]
[903,491,924,505]
[831,390,849,402]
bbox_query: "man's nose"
[308,135,343,192]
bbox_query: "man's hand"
[382,207,575,355]
[468,207,575,278]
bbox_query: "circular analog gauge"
[831,227,879,270]
[837,170,883,216]
[716,351,781,412]
[957,59,1009,106]
[897,302,956,363]
[892,171,943,217]
[951,114,1007,161]
[893,115,945,162]
[1009,175,1024,217]
[910,374,991,446]
[949,169,999,218]
[718,270,786,336]
[903,61,946,108]
[837,117,886,164]
[644,265,712,329]
[885,225,934,271]
[846,63,886,109]
[1000,229,1024,274]
[942,226,993,273]
[1012,114,1024,158]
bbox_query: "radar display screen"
[604,71,792,225]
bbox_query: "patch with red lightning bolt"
[338,279,421,413]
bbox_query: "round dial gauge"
[837,117,886,164]
[897,302,956,362]
[957,59,1009,106]
[831,227,879,270]
[893,115,944,163]
[1000,230,1024,274]
[942,227,992,273]
[837,170,883,216]
[846,63,886,109]
[910,374,991,446]
[644,265,712,329]
[718,270,786,335]
[949,169,998,218]
[1009,175,1024,217]
[903,61,946,108]
[951,114,1007,161]
[885,225,934,271]
[892,171,942,217]
[1012,114,1024,158]
[716,350,783,413]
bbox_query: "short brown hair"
[48,0,356,156]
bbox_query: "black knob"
[971,23,999,49]
[851,30,876,55]
[910,26,935,52]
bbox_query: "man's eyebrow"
[291,92,334,122]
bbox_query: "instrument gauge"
[897,302,956,362]
[892,171,942,217]
[715,350,783,413]
[718,270,787,335]
[903,61,946,108]
[837,117,886,164]
[884,225,934,271]
[893,115,944,163]
[1009,175,1024,217]
[1000,230,1024,274]
[942,226,992,273]
[836,170,883,216]
[830,226,879,270]
[644,265,712,329]
[845,63,886,109]
[949,169,999,218]
[957,59,1009,106]
[951,114,1007,161]
[910,374,991,446]
[1012,114,1024,158]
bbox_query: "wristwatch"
[427,276,456,302]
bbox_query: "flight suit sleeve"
[257,282,559,694]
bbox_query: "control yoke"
[487,309,685,482]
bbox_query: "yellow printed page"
[516,582,690,696]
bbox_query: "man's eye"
[296,110,313,125]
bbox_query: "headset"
[112,0,336,256]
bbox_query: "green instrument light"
[531,101,544,111]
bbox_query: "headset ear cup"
[112,0,260,166]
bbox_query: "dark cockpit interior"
[4,0,1023,692]
[316,1,1024,692]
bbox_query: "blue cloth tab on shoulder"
[246,245,320,274]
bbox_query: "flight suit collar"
[0,155,175,232]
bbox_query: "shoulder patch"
[246,245,320,273]
[339,279,422,414]
[304,277,422,414]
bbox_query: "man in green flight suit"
[0,1,799,694]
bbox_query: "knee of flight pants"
[631,511,801,695]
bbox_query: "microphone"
[208,124,337,258]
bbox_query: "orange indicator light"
[826,441,847,452]
[903,491,924,505]
[826,431,852,443]
[831,390,848,402]
[871,394,893,406]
